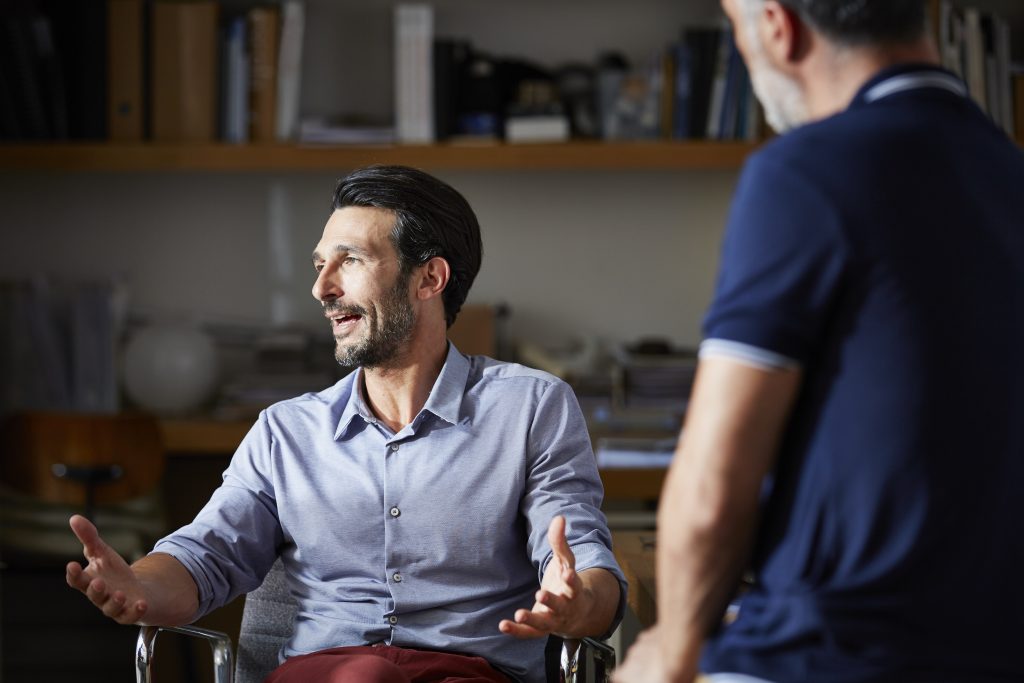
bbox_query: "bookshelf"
[0,140,756,172]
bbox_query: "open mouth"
[331,313,362,331]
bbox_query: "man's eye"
[314,264,324,273]
[344,256,359,265]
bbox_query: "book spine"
[1014,73,1024,142]
[151,1,219,142]
[672,41,691,139]
[224,16,250,143]
[705,28,732,140]
[994,15,1012,135]
[275,0,304,141]
[107,0,143,141]
[394,4,434,144]
[963,8,987,113]
[248,6,281,143]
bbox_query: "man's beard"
[326,272,416,369]
[749,58,810,133]
[740,12,810,134]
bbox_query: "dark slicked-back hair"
[332,165,483,328]
[778,0,928,46]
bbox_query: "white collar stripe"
[864,72,968,103]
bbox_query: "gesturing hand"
[65,514,149,625]
[499,515,586,639]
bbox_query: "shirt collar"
[849,63,967,109]
[333,342,470,440]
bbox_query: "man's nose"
[312,267,341,302]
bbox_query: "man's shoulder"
[465,355,567,392]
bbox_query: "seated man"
[66,165,625,683]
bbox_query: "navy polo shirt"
[699,65,1024,682]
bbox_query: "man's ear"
[414,256,451,301]
[761,0,806,68]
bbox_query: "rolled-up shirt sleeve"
[153,411,283,619]
[521,379,628,639]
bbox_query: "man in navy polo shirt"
[617,1,1024,682]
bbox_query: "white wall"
[0,170,736,349]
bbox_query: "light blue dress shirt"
[154,343,625,683]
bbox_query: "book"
[939,1,965,78]
[2,14,51,140]
[433,38,470,142]
[505,114,570,143]
[275,0,304,141]
[994,15,1012,135]
[682,26,721,139]
[42,0,106,139]
[705,27,733,139]
[659,47,676,139]
[394,4,434,144]
[671,40,692,139]
[1014,73,1024,141]
[222,15,250,144]
[151,1,219,142]
[963,8,987,113]
[107,0,143,141]
[248,5,280,142]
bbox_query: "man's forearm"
[653,357,801,682]
[132,552,201,626]
[568,567,622,638]
[654,461,761,681]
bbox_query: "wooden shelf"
[0,140,757,172]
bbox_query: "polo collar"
[850,63,967,108]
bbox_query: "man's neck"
[803,36,941,121]
[361,333,449,433]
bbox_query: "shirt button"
[389,506,401,518]
[390,444,400,452]
[392,572,403,583]
[388,615,398,625]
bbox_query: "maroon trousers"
[265,644,513,683]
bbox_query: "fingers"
[536,586,574,613]
[66,561,91,592]
[83,576,147,624]
[69,514,103,559]
[498,610,551,639]
[547,515,576,573]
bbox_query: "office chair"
[136,559,615,683]
[0,411,166,563]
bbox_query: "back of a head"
[332,165,483,328]
[777,0,929,46]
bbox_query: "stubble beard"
[329,271,416,369]
[749,58,810,134]
[739,8,810,133]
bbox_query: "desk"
[613,530,657,628]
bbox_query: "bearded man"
[67,165,625,683]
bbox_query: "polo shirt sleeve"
[702,151,849,367]
[521,378,628,638]
[152,410,284,620]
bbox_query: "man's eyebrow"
[311,244,367,263]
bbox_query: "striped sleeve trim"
[699,338,802,372]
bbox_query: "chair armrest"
[560,636,616,683]
[136,624,234,683]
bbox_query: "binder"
[151,1,219,142]
[108,0,144,140]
